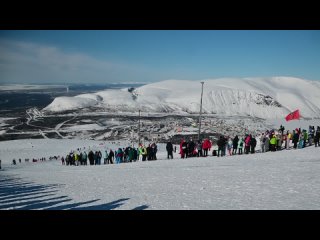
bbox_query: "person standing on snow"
[308,126,315,146]
[292,130,299,149]
[187,138,195,158]
[82,151,87,165]
[314,126,320,147]
[152,143,158,160]
[260,133,266,153]
[269,134,277,152]
[250,135,257,154]
[103,149,109,164]
[303,130,308,148]
[141,145,148,161]
[217,136,225,157]
[285,130,290,150]
[180,139,187,159]
[202,138,211,157]
[232,135,239,155]
[166,141,174,159]
[238,137,244,155]
[244,134,251,154]
[108,149,114,164]
[88,150,94,165]
[196,140,203,157]
[227,138,233,156]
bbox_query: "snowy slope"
[43,77,320,119]
[1,139,320,210]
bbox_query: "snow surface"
[43,77,320,119]
[1,139,320,210]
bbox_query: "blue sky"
[0,30,320,84]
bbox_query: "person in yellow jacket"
[269,134,277,152]
[74,152,79,166]
[140,145,148,161]
[286,130,291,150]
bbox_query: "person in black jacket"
[88,150,94,165]
[250,135,257,153]
[166,141,173,159]
[188,138,195,157]
[108,149,114,164]
[292,130,300,149]
[232,135,239,155]
[314,126,320,147]
[217,136,225,157]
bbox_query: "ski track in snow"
[1,139,320,210]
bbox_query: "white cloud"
[0,39,151,84]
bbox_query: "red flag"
[285,109,300,121]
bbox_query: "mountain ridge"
[43,77,320,119]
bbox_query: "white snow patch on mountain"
[45,96,98,112]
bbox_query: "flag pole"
[299,110,301,129]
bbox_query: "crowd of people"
[62,142,159,166]
[4,125,320,168]
[176,125,320,158]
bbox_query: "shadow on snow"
[0,175,148,210]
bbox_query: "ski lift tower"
[138,109,141,145]
[198,81,204,141]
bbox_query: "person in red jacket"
[244,134,251,154]
[202,138,211,157]
[180,138,187,158]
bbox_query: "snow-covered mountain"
[43,77,320,119]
